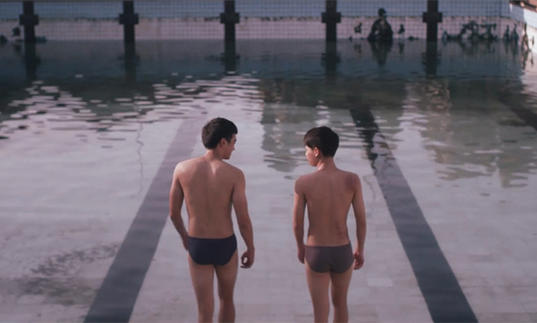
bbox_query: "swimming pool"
[1,39,537,322]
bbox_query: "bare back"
[176,156,240,238]
[298,169,357,246]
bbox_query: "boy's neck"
[317,157,336,171]
[205,149,223,161]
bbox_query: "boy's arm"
[169,165,188,250]
[352,174,367,269]
[293,178,306,263]
[232,170,255,268]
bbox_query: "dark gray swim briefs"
[305,243,354,273]
[188,234,237,266]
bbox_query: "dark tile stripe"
[350,108,477,323]
[498,92,537,131]
[84,117,206,323]
[510,105,537,130]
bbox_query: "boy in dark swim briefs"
[293,126,367,323]
[169,117,255,323]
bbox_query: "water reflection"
[1,40,536,188]
[122,43,139,83]
[258,77,394,174]
[368,40,393,67]
[0,75,259,145]
[322,42,340,76]
[444,38,535,70]
[423,42,439,76]
[253,41,537,187]
[403,78,537,187]
[258,79,318,173]
[222,41,239,73]
[23,43,40,81]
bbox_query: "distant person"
[293,126,367,323]
[367,8,393,42]
[169,117,255,323]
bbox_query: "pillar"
[422,0,443,42]
[322,0,341,42]
[19,1,39,43]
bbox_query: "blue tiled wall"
[0,0,512,20]
[0,2,19,19]
[440,0,506,17]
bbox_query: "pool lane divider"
[84,116,206,323]
[350,107,477,323]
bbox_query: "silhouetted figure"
[503,25,511,41]
[398,24,405,35]
[441,30,447,42]
[442,21,498,44]
[367,8,393,43]
[354,22,362,34]
[521,23,530,52]
[511,25,519,43]
[0,35,7,45]
[464,21,480,41]
[11,27,22,44]
[479,23,497,41]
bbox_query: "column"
[422,0,443,42]
[119,1,139,44]
[322,0,341,42]
[19,1,39,43]
[220,0,240,42]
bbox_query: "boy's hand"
[354,249,364,270]
[241,248,255,268]
[297,245,305,264]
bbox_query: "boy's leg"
[329,266,353,323]
[189,256,215,323]
[215,252,238,323]
[306,263,330,323]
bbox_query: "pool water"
[1,39,537,322]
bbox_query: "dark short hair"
[202,117,238,149]
[303,126,339,157]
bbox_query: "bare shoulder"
[220,161,245,181]
[340,169,361,189]
[295,172,315,192]
[174,157,203,173]
[343,169,360,181]
[220,161,241,175]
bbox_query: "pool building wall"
[0,0,536,53]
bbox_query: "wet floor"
[1,39,537,322]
